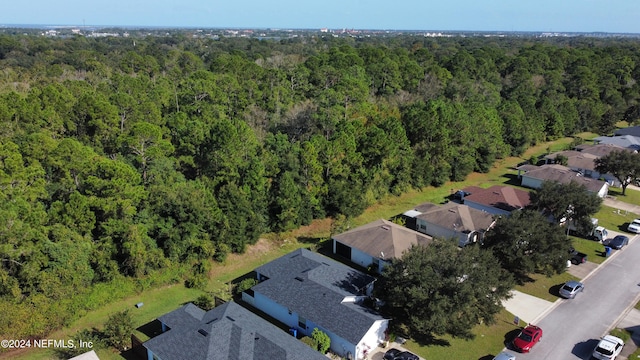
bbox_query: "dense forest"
[1,32,639,339]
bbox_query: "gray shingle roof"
[252,249,385,345]
[574,143,631,157]
[332,219,433,260]
[144,302,326,360]
[593,135,640,150]
[522,164,607,193]
[614,126,640,137]
[544,150,599,170]
[413,202,495,232]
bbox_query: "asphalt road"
[511,234,640,360]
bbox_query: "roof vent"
[295,276,304,282]
[448,209,457,213]
[226,316,235,322]
[198,329,209,337]
[381,225,390,230]
[205,318,218,324]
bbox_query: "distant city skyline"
[4,0,639,34]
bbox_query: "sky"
[3,0,639,33]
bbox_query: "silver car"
[559,280,584,299]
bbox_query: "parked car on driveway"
[511,325,542,353]
[383,348,419,360]
[568,247,587,264]
[559,280,584,299]
[592,334,624,360]
[628,219,640,233]
[604,235,630,250]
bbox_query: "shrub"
[193,294,214,310]
[235,278,258,295]
[103,310,133,351]
[311,327,331,354]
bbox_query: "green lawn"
[17,284,203,360]
[608,187,640,208]
[514,272,580,302]
[595,204,640,234]
[571,236,608,264]
[403,308,521,360]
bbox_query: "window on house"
[298,316,307,329]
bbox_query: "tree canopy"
[376,241,514,341]
[595,150,640,195]
[528,180,603,228]
[482,210,572,280]
[0,31,639,340]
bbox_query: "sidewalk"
[603,194,640,216]
[617,308,640,359]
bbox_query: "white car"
[592,335,624,360]
[628,219,640,233]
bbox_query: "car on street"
[383,348,419,360]
[511,325,543,353]
[492,351,516,360]
[559,280,584,299]
[605,235,630,250]
[628,219,640,233]
[592,334,625,360]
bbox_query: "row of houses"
[142,129,640,360]
[142,185,533,359]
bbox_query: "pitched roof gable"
[544,150,599,170]
[145,302,326,360]
[461,185,531,211]
[252,249,385,345]
[574,143,631,157]
[522,164,607,192]
[594,135,640,150]
[413,202,495,232]
[332,219,433,260]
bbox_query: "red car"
[512,325,542,353]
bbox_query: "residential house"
[332,219,433,274]
[593,135,640,151]
[143,301,327,360]
[460,185,531,216]
[614,125,640,137]
[542,150,617,184]
[403,202,496,247]
[518,164,609,198]
[574,143,631,158]
[242,248,389,360]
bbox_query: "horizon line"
[1,23,638,35]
